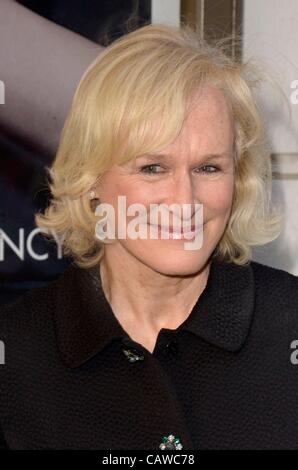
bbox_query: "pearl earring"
[89,190,96,200]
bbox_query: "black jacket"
[0,258,298,450]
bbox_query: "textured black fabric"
[0,258,298,449]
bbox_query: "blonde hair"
[35,23,283,268]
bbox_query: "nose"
[167,171,199,222]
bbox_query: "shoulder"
[0,263,82,344]
[250,259,298,285]
[249,259,298,331]
[0,281,56,370]
[250,259,298,302]
[0,263,92,390]
[0,274,59,328]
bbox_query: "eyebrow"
[136,153,230,161]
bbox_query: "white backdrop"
[243,0,298,275]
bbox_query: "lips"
[147,223,203,241]
[149,224,200,233]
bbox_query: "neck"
[98,244,211,352]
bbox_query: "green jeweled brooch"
[159,434,183,450]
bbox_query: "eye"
[139,164,164,175]
[196,165,221,174]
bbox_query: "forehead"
[165,85,234,153]
[186,85,232,130]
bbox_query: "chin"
[136,249,209,277]
[173,255,210,274]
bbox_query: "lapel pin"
[122,348,144,362]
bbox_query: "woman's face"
[95,85,235,276]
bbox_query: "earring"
[89,190,96,200]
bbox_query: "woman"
[1,23,298,450]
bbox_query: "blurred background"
[0,0,297,305]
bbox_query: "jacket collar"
[53,258,255,369]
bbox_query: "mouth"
[148,223,203,240]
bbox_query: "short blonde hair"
[35,23,283,268]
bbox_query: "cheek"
[114,181,156,207]
[99,180,140,206]
[201,180,234,215]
